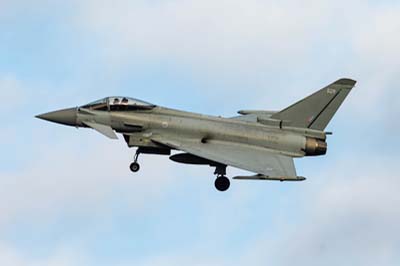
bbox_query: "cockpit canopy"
[81,97,156,111]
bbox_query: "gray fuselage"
[80,107,310,158]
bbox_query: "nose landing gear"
[214,165,230,192]
[130,162,140,172]
[129,150,141,173]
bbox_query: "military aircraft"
[36,78,356,191]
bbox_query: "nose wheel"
[130,162,140,172]
[129,150,141,173]
[214,165,230,192]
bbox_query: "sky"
[0,0,399,265]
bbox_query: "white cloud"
[0,134,179,229]
[74,0,331,70]
[71,0,400,120]
[11,151,395,266]
[348,4,400,119]
[0,243,89,266]
[1,117,398,265]
[0,75,27,111]
[1,1,400,265]
[236,156,400,266]
[116,254,225,266]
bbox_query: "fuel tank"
[170,153,221,166]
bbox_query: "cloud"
[0,243,89,266]
[74,0,331,71]
[0,134,179,229]
[348,4,400,120]
[116,253,226,266]
[1,1,399,265]
[70,0,400,119]
[36,155,398,266]
[236,155,400,266]
[0,74,27,111]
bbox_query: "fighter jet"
[36,78,356,191]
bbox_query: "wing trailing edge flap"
[83,121,118,139]
[151,136,298,178]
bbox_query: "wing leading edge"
[152,136,300,179]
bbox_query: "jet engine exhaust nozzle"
[304,137,327,156]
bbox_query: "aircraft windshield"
[81,98,108,111]
[81,97,156,111]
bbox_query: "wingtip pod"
[335,78,357,87]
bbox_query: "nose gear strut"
[129,149,141,172]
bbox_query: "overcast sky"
[0,1,399,265]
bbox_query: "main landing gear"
[129,150,231,191]
[214,165,230,192]
[129,150,141,173]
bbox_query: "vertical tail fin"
[271,78,356,130]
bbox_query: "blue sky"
[1,1,399,265]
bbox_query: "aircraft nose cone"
[36,107,78,126]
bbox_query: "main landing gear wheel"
[215,176,230,192]
[129,149,141,173]
[130,162,140,172]
[214,164,230,191]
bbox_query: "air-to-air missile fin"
[233,174,306,182]
[271,78,356,130]
[82,121,118,139]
